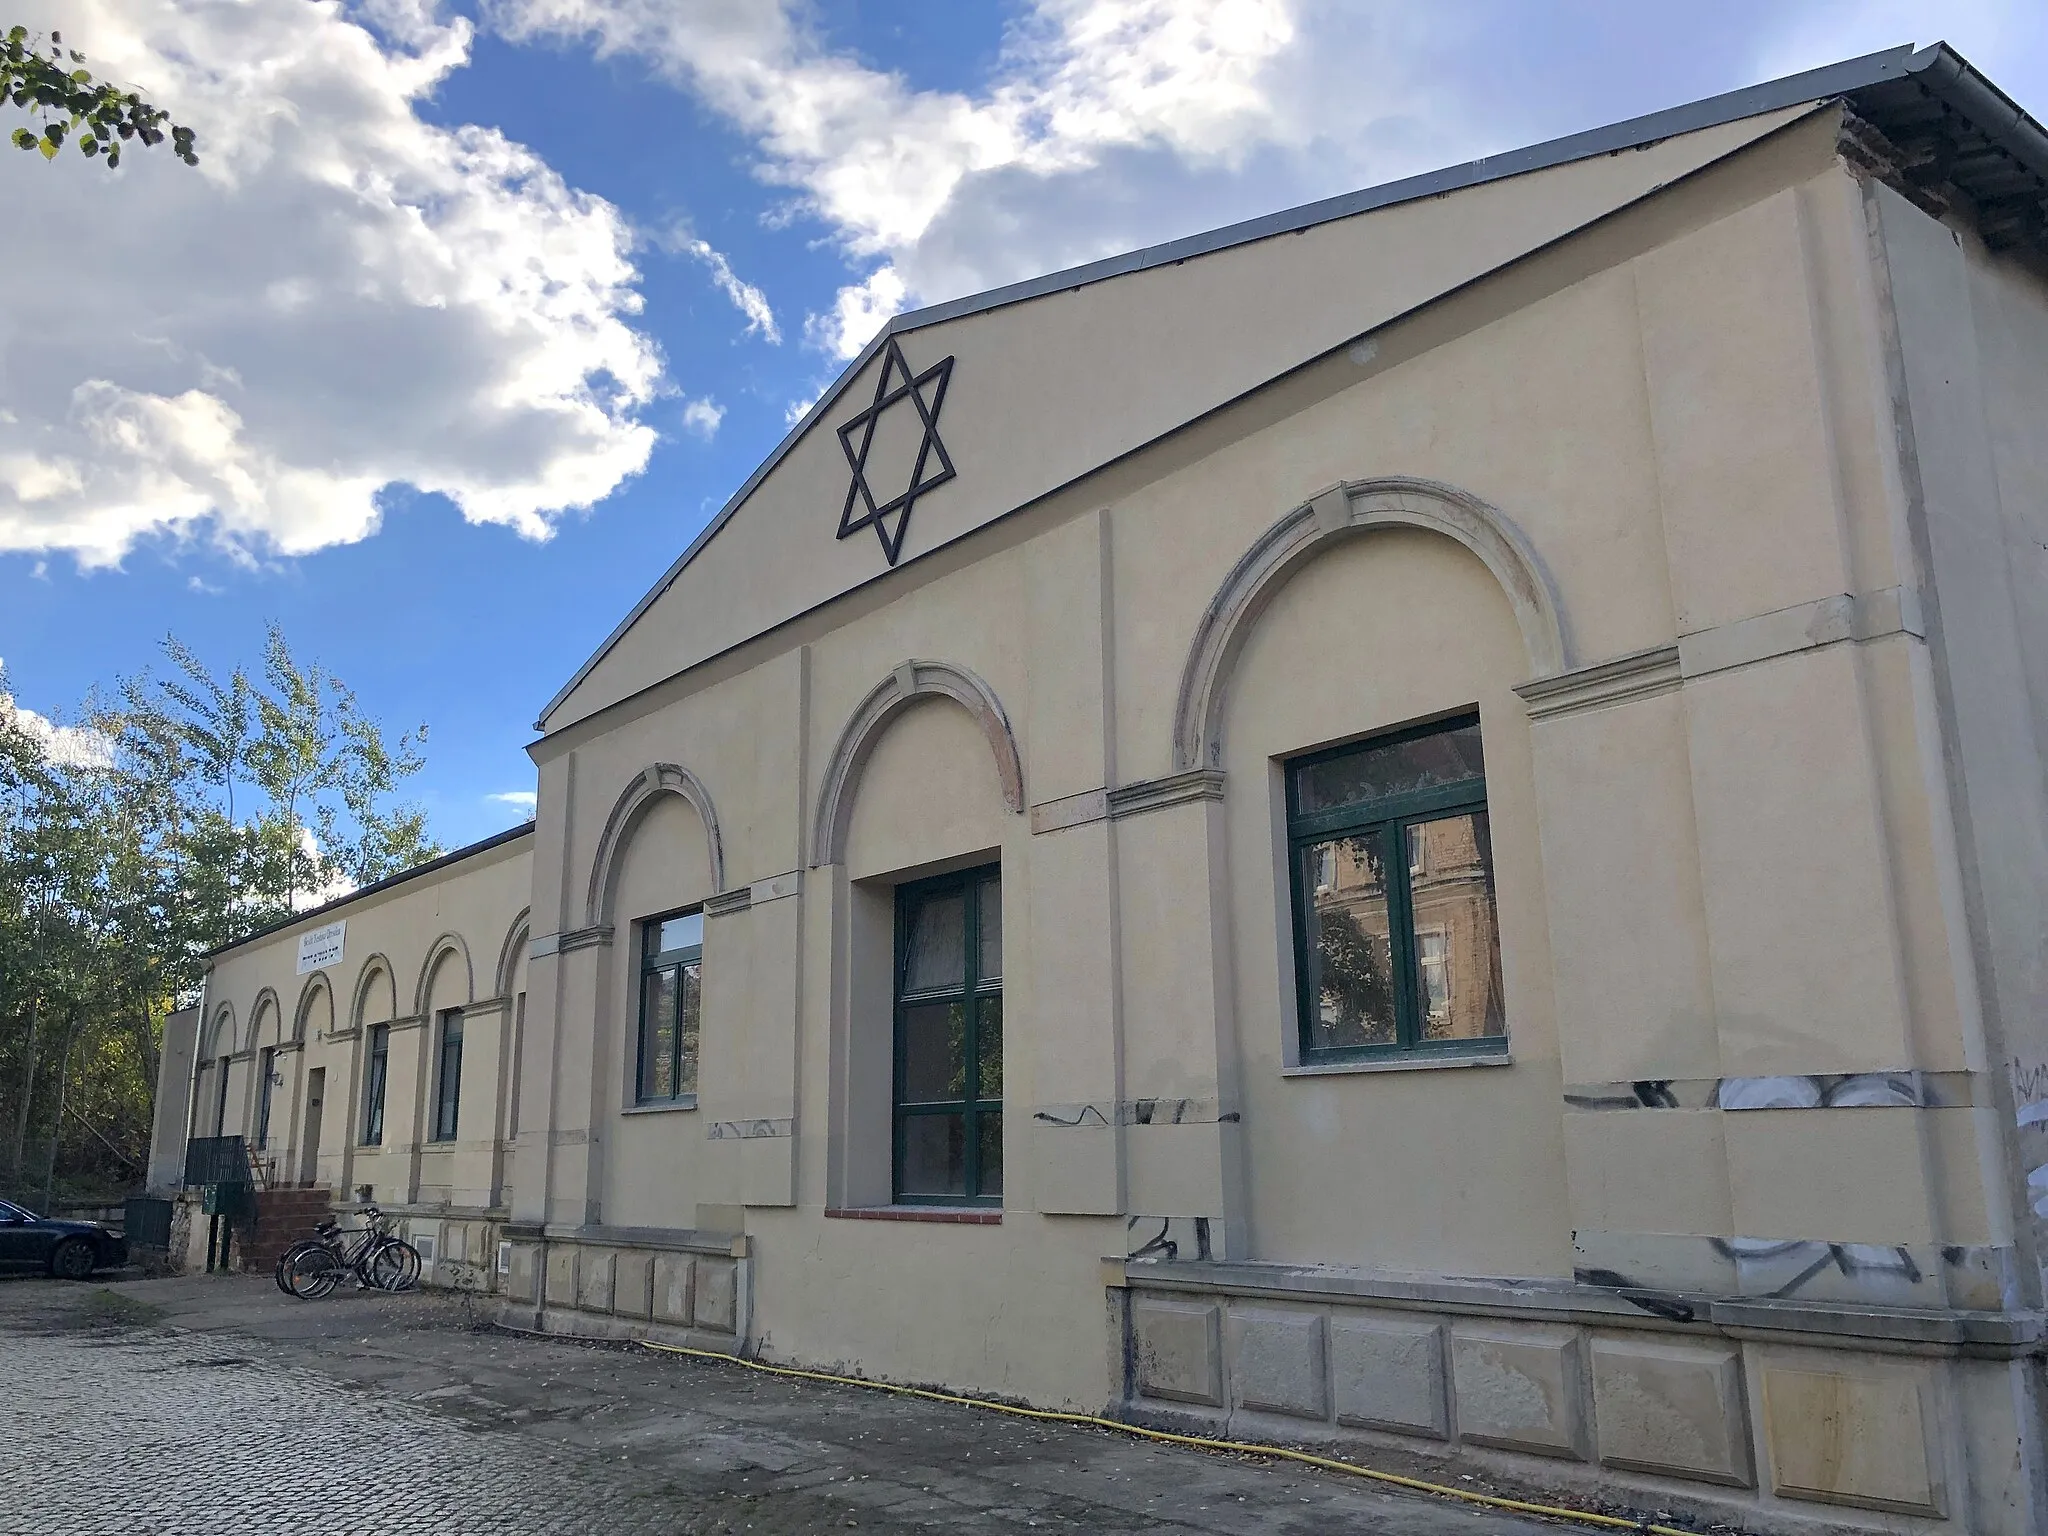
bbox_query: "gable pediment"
[543,49,2001,736]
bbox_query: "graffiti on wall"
[2011,1058,2048,1222]
[1127,1216,1215,1262]
[1034,1098,1239,1128]
[1563,1070,1965,1112]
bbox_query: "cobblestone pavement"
[3,1326,698,1535]
[0,1276,1559,1536]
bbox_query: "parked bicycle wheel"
[367,1238,421,1292]
[283,1243,344,1300]
[275,1239,327,1295]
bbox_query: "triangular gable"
[539,47,1961,735]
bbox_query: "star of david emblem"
[835,335,956,566]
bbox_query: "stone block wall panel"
[1760,1361,1944,1517]
[507,1242,539,1304]
[1591,1338,1751,1486]
[1134,1299,1223,1406]
[697,1258,739,1333]
[544,1244,577,1309]
[614,1250,655,1319]
[1449,1325,1587,1459]
[576,1248,616,1314]
[653,1253,696,1326]
[1330,1313,1449,1437]
[1226,1308,1328,1420]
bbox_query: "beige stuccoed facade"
[179,826,533,1277]
[165,45,2048,1534]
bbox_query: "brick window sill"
[824,1205,1001,1225]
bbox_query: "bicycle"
[276,1205,422,1299]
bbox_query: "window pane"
[901,1002,966,1102]
[1405,813,1506,1040]
[437,1029,461,1141]
[1295,720,1485,815]
[977,1111,1003,1198]
[653,912,703,956]
[903,888,966,992]
[641,967,677,1100]
[977,876,1002,982]
[976,995,1003,1098]
[1300,835,1397,1050]
[899,1114,967,1197]
[677,958,702,1094]
[365,1039,387,1144]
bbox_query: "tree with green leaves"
[4,25,196,168]
[0,631,438,1207]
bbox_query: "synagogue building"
[153,44,2048,1535]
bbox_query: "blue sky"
[2,0,2042,852]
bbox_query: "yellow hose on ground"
[634,1338,1689,1536]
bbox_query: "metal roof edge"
[534,43,1928,734]
[202,819,536,963]
[1903,41,2048,179]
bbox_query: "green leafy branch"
[5,26,196,168]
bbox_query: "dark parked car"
[0,1199,129,1278]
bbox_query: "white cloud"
[487,0,1416,357]
[0,666,116,770]
[679,398,725,439]
[296,824,356,910]
[0,0,663,568]
[804,267,908,363]
[658,231,781,343]
[488,0,2048,365]
[486,789,538,809]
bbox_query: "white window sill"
[1281,1052,1512,1079]
[622,1096,698,1115]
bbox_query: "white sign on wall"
[296,919,345,975]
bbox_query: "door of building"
[299,1068,324,1188]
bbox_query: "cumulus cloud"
[679,398,726,440]
[0,0,663,567]
[488,0,2045,364]
[488,0,1440,357]
[296,823,357,910]
[0,664,116,769]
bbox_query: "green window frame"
[256,1047,276,1150]
[637,910,703,1105]
[432,1009,464,1142]
[362,1024,390,1145]
[893,866,1003,1206]
[1287,713,1508,1063]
